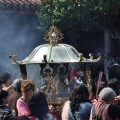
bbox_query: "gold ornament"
[44,26,64,45]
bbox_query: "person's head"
[12,78,22,93]
[27,91,48,120]
[70,84,89,112]
[0,90,9,105]
[21,80,35,99]
[98,87,116,104]
[9,116,30,120]
[0,72,11,87]
[76,66,85,79]
[108,78,120,95]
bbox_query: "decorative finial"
[44,26,64,45]
[79,53,101,62]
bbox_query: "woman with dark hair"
[27,91,56,120]
[62,84,92,120]
[0,72,13,95]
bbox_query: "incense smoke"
[0,12,44,87]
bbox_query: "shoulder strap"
[71,111,77,120]
[97,103,108,120]
[92,104,97,120]
[92,103,108,120]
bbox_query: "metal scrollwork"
[79,53,101,63]
[57,64,69,75]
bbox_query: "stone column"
[104,29,112,56]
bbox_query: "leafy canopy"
[37,0,120,33]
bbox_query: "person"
[0,90,13,120]
[8,78,22,116]
[17,80,35,116]
[0,72,14,96]
[104,53,115,82]
[62,84,92,120]
[70,65,86,92]
[89,87,120,120]
[108,78,120,106]
[74,66,86,87]
[109,58,120,80]
[27,91,56,120]
[0,72,12,91]
[108,78,120,96]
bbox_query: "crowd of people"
[0,64,120,120]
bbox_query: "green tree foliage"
[37,0,76,31]
[37,0,120,33]
[94,0,120,32]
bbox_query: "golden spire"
[44,26,64,45]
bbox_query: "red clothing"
[89,100,111,120]
[17,97,30,116]
[91,94,97,101]
[70,67,77,84]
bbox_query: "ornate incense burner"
[9,26,101,105]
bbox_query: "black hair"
[108,78,120,95]
[9,116,30,120]
[70,84,90,113]
[0,90,9,104]
[27,91,48,120]
[0,72,11,84]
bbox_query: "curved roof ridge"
[0,0,41,11]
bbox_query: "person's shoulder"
[0,106,13,118]
[80,102,92,108]
[17,97,22,101]
[17,97,24,104]
[62,100,70,111]
[84,102,92,105]
[64,100,70,105]
[108,104,120,110]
